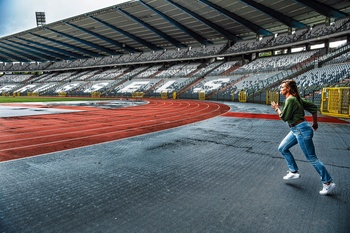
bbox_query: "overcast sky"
[0,0,129,38]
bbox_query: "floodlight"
[36,12,46,27]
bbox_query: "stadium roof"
[0,0,349,63]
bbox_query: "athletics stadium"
[0,1,349,232]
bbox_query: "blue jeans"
[278,121,333,184]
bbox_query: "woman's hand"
[271,101,279,111]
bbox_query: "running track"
[1,99,347,162]
[0,99,230,162]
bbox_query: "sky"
[0,0,129,38]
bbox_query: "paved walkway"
[0,102,349,233]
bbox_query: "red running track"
[222,111,350,123]
[0,99,230,162]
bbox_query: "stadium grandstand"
[0,0,349,107]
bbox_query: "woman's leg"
[293,123,333,183]
[278,131,299,172]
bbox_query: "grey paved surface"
[0,102,349,233]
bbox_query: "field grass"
[0,96,115,103]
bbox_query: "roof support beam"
[64,21,139,53]
[293,0,347,19]
[23,33,89,59]
[0,49,30,62]
[167,0,240,42]
[140,0,212,46]
[0,43,38,62]
[2,40,58,62]
[199,0,272,36]
[240,0,307,29]
[114,7,187,49]
[87,15,162,51]
[0,55,12,62]
[6,39,70,61]
[45,27,118,56]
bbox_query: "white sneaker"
[283,171,301,180]
[319,183,336,195]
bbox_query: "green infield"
[0,96,115,103]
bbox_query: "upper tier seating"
[294,63,350,87]
[233,50,318,73]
